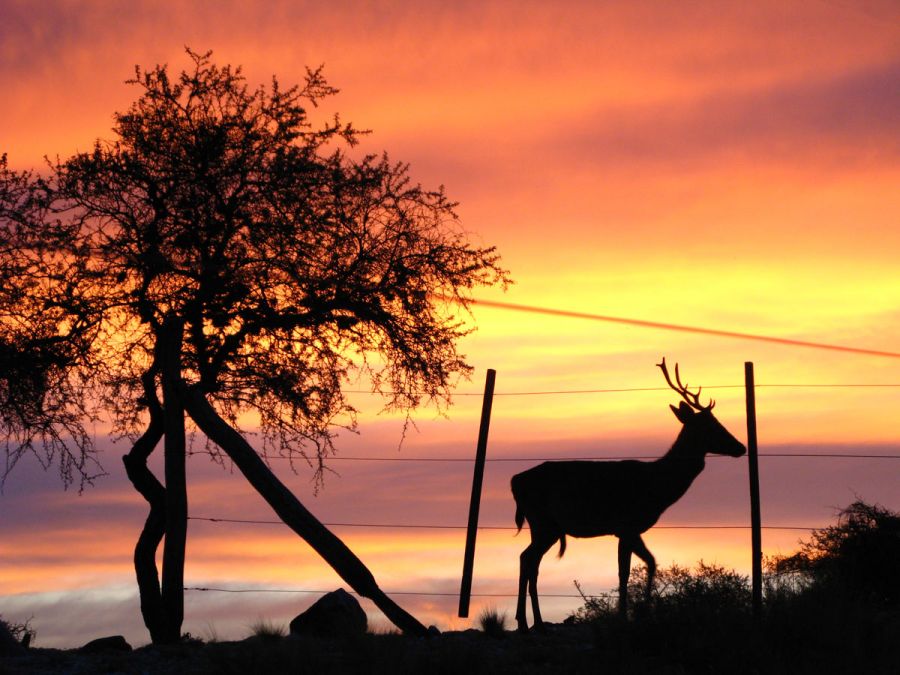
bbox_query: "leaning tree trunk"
[121,371,168,644]
[182,385,429,636]
[121,414,167,643]
[160,316,188,643]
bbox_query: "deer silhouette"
[511,358,746,632]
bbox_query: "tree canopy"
[0,155,99,486]
[2,49,507,484]
[1,48,509,640]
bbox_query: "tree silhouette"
[0,49,508,642]
[0,156,100,486]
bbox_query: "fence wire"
[187,515,818,531]
[184,586,598,599]
[187,451,900,462]
[343,383,900,397]
[181,370,898,608]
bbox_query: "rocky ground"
[0,623,602,675]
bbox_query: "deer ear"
[670,402,694,423]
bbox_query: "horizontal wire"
[323,453,900,462]
[184,586,595,599]
[741,453,900,459]
[343,383,900,397]
[187,381,900,461]
[753,383,900,388]
[187,515,817,531]
[188,452,900,462]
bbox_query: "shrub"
[571,561,751,622]
[650,561,751,621]
[569,580,617,623]
[477,606,508,638]
[770,500,900,607]
[0,615,36,647]
[566,503,900,674]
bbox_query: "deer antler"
[657,357,715,411]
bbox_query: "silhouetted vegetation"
[477,606,508,639]
[759,500,900,674]
[0,615,35,648]
[573,561,752,623]
[248,619,287,640]
[0,155,100,488]
[568,500,900,673]
[0,48,508,642]
[770,499,900,607]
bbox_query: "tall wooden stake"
[458,368,497,618]
[745,361,763,621]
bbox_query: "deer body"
[512,360,746,632]
[513,453,706,542]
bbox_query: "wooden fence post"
[745,361,763,621]
[458,368,497,618]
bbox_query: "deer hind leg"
[516,544,531,632]
[617,536,634,616]
[631,535,656,605]
[516,532,556,633]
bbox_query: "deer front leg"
[631,535,656,605]
[617,536,634,616]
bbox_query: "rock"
[289,589,367,638]
[78,635,133,653]
[0,621,26,656]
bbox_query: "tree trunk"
[182,385,429,636]
[160,317,187,643]
[121,371,167,644]
[121,421,167,643]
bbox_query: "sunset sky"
[2,0,899,647]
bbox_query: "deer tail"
[557,534,567,558]
[511,474,526,533]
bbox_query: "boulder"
[79,635,132,653]
[289,589,367,638]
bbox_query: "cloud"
[550,60,900,171]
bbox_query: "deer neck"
[654,428,707,497]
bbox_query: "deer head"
[658,357,746,457]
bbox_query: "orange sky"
[2,0,899,647]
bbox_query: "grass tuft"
[203,621,220,644]
[477,606,507,638]
[248,618,286,640]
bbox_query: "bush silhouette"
[566,503,900,673]
[573,561,751,623]
[771,500,900,607]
